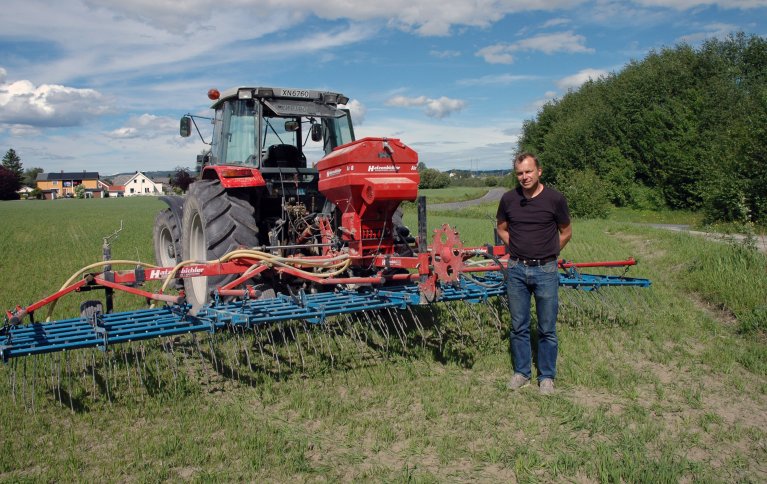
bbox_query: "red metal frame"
[4,236,642,326]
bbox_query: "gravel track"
[428,187,507,211]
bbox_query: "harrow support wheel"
[182,179,259,309]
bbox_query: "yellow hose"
[47,249,354,318]
[46,260,159,321]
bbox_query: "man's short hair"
[514,152,540,169]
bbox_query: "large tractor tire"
[152,209,183,289]
[182,179,259,308]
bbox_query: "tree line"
[517,32,767,223]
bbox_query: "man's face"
[515,157,542,190]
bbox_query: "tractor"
[154,87,413,308]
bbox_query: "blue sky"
[1,0,766,176]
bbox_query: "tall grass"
[0,195,765,481]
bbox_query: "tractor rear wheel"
[182,179,259,308]
[152,209,183,289]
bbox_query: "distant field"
[0,194,765,481]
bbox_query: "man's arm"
[558,223,572,251]
[496,219,510,248]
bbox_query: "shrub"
[703,181,751,224]
[557,169,611,219]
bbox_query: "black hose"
[461,247,508,288]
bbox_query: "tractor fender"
[159,195,184,232]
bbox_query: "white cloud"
[0,125,42,137]
[458,74,541,86]
[385,95,467,118]
[633,0,767,9]
[515,31,594,54]
[106,114,178,139]
[430,49,462,58]
[476,31,593,64]
[341,99,367,125]
[541,17,571,28]
[355,116,520,170]
[58,0,589,38]
[0,77,112,127]
[556,68,609,91]
[676,22,740,43]
[476,44,517,64]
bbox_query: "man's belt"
[509,255,558,266]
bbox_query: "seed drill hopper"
[1,87,651,363]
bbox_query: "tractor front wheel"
[182,179,259,309]
[152,209,183,289]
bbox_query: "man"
[496,153,571,395]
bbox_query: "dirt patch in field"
[687,293,738,326]
[611,231,666,261]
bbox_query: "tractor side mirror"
[284,120,299,132]
[180,116,192,137]
[311,123,323,142]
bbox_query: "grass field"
[0,195,765,482]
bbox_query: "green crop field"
[0,196,765,482]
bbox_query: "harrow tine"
[338,314,371,369]
[286,322,306,371]
[105,351,113,404]
[341,314,379,382]
[264,323,283,377]
[314,321,333,366]
[64,351,73,411]
[277,322,295,371]
[31,355,37,413]
[253,325,269,373]
[55,352,63,407]
[122,345,133,397]
[132,344,145,399]
[10,356,17,406]
[487,298,507,335]
[406,306,428,348]
[385,308,409,352]
[22,356,28,410]
[207,334,220,376]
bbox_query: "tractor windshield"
[212,99,258,166]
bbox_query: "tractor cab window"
[214,100,257,166]
[322,109,354,154]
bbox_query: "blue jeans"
[506,260,559,381]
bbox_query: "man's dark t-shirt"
[496,186,571,260]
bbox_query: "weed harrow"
[1,109,651,406]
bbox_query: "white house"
[110,172,163,196]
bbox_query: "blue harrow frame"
[1,270,650,361]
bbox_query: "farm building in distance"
[35,171,102,199]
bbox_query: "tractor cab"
[181,87,355,175]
